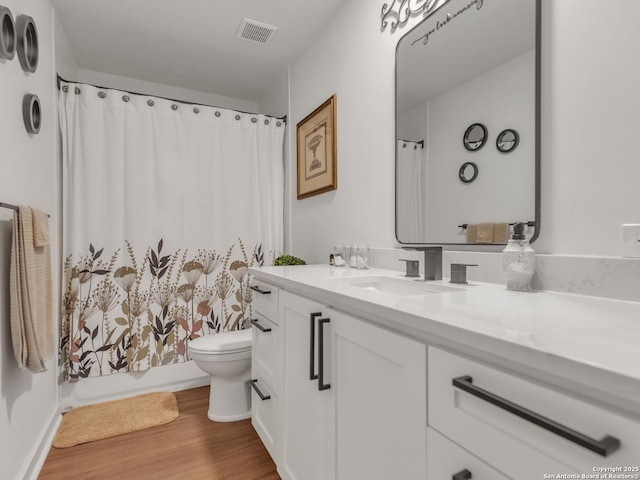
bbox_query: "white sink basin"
[330,276,463,297]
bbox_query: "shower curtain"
[58,81,284,380]
[396,140,426,242]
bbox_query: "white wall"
[288,0,640,263]
[538,1,640,256]
[289,0,402,263]
[0,2,60,479]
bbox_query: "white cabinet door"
[427,427,510,480]
[250,372,278,460]
[329,308,427,480]
[279,291,334,480]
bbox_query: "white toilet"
[188,328,253,422]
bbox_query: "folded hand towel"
[476,223,494,243]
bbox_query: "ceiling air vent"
[236,18,278,45]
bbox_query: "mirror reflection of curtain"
[58,81,284,380]
[397,140,426,242]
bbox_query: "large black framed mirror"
[395,0,540,245]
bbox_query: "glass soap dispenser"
[502,222,535,291]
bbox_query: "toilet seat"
[188,328,252,355]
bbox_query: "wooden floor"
[39,386,280,480]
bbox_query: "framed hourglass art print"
[296,94,337,199]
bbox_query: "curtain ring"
[122,95,130,102]
[74,87,81,94]
[147,99,154,106]
[62,85,69,93]
[171,104,178,111]
[215,111,221,117]
[98,91,106,99]
[193,107,200,114]
[276,121,282,127]
[264,119,270,125]
[235,114,241,120]
[251,118,257,123]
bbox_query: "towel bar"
[458,221,536,230]
[0,201,50,217]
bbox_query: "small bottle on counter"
[333,244,346,266]
[502,222,535,291]
[349,244,358,268]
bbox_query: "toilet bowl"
[189,328,253,422]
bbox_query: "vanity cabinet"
[249,280,280,461]
[428,346,640,478]
[278,290,427,480]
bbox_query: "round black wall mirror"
[459,162,478,184]
[496,128,520,153]
[0,5,15,60]
[23,93,41,134]
[16,14,37,73]
[463,123,487,151]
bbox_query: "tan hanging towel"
[10,206,54,372]
[466,222,510,244]
[493,223,510,244]
[475,223,495,243]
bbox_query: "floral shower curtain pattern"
[58,81,284,380]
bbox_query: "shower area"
[57,79,285,395]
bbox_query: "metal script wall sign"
[411,0,484,45]
[381,0,442,32]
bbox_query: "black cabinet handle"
[309,312,321,381]
[452,375,620,457]
[249,379,271,401]
[318,318,331,391]
[452,469,472,480]
[250,285,271,295]
[250,318,271,332]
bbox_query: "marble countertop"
[249,265,640,415]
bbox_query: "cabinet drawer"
[250,280,279,323]
[427,427,509,480]
[250,372,278,462]
[251,313,279,391]
[429,347,640,478]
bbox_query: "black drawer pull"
[250,318,271,332]
[250,285,271,295]
[318,318,331,391]
[249,379,271,401]
[452,375,620,457]
[309,312,322,381]
[452,469,472,480]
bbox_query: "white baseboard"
[60,362,209,409]
[23,408,62,480]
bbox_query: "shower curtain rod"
[56,74,287,123]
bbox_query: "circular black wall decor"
[16,14,37,73]
[463,123,487,151]
[0,5,15,60]
[496,128,520,153]
[22,93,41,134]
[459,162,478,184]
